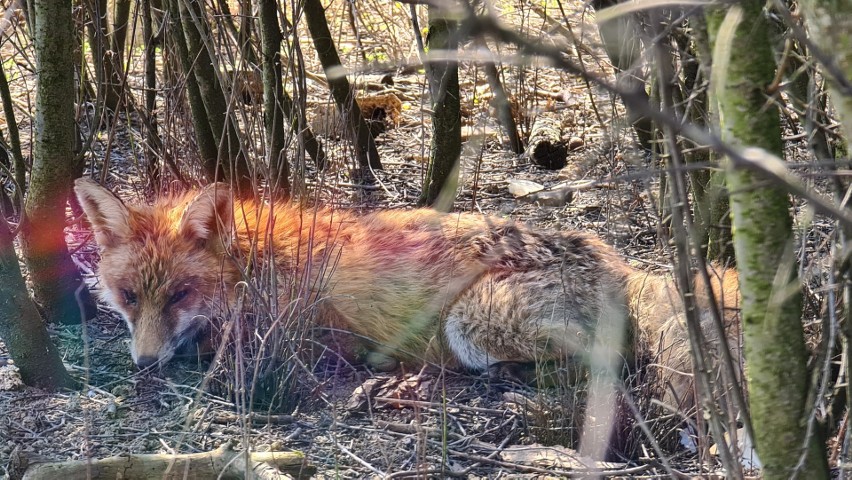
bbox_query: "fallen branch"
[20,442,313,480]
[527,112,567,170]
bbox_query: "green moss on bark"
[707,3,829,477]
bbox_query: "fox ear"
[179,183,233,243]
[74,178,132,248]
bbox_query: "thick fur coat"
[74,179,741,410]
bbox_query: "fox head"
[74,179,238,369]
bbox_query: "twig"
[335,441,385,477]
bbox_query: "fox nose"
[135,355,159,369]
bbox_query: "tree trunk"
[112,0,131,72]
[0,56,27,209]
[83,0,122,113]
[480,50,522,154]
[164,0,218,170]
[302,0,381,175]
[678,17,734,263]
[258,0,289,196]
[178,0,251,189]
[419,5,460,208]
[591,0,654,152]
[237,0,259,67]
[707,4,829,477]
[142,0,160,186]
[0,215,74,390]
[23,0,96,325]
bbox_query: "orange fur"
[74,179,741,411]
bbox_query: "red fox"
[73,179,741,410]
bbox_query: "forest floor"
[0,80,760,479]
[0,1,829,478]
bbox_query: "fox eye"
[121,289,137,306]
[168,289,189,306]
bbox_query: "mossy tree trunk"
[23,0,96,325]
[0,215,74,390]
[302,0,381,175]
[707,4,829,477]
[419,5,461,208]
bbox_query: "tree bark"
[480,50,522,154]
[677,17,734,263]
[707,4,829,477]
[236,0,258,66]
[142,0,160,186]
[302,0,381,175]
[0,56,27,209]
[112,0,131,72]
[0,215,74,390]
[591,0,654,152]
[178,0,251,189]
[83,0,122,113]
[258,0,289,196]
[23,0,96,325]
[164,0,218,169]
[419,5,460,208]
